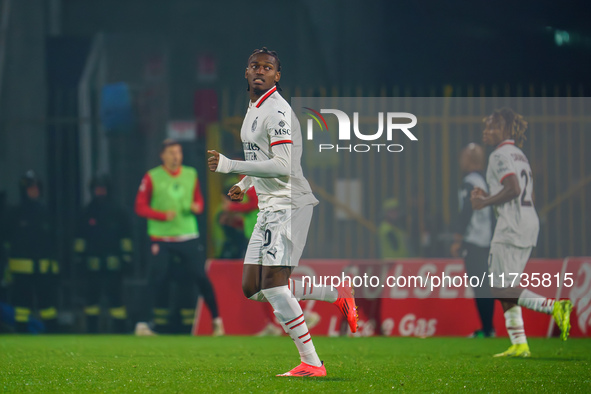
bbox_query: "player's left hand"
[470,195,487,210]
[471,187,486,199]
[207,150,220,172]
[227,185,245,202]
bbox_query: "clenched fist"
[227,185,245,202]
[207,150,220,172]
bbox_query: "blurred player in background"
[471,108,573,357]
[208,47,357,377]
[135,139,223,335]
[225,175,259,242]
[5,171,59,333]
[73,175,133,333]
[451,144,495,338]
[214,175,257,259]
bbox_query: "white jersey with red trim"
[486,139,539,247]
[240,86,318,211]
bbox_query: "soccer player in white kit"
[471,108,573,357]
[208,48,358,377]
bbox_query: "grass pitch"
[1,335,590,392]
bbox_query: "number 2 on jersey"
[520,169,533,207]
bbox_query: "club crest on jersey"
[251,117,258,132]
[279,120,285,127]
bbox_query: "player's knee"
[242,282,259,299]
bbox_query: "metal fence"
[2,84,589,266]
[2,83,589,330]
[210,85,591,259]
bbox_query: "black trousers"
[85,270,124,307]
[83,268,127,333]
[463,242,495,333]
[147,238,219,332]
[11,272,58,333]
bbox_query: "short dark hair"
[247,47,281,71]
[247,47,282,91]
[160,138,181,153]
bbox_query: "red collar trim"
[255,86,277,108]
[495,139,515,150]
[163,165,182,176]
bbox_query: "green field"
[1,335,590,392]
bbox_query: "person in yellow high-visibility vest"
[73,175,133,333]
[5,171,59,333]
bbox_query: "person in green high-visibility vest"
[134,139,223,336]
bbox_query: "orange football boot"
[276,362,327,377]
[334,283,359,333]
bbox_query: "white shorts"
[489,242,533,288]
[244,205,314,267]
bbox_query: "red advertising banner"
[557,257,591,337]
[193,258,589,338]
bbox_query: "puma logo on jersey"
[277,110,286,116]
[267,247,277,259]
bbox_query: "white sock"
[505,306,527,345]
[248,291,267,302]
[288,279,338,303]
[517,289,555,314]
[261,286,322,367]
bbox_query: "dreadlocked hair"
[484,107,528,148]
[246,47,282,91]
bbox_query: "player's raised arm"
[207,150,220,172]
[209,144,291,178]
